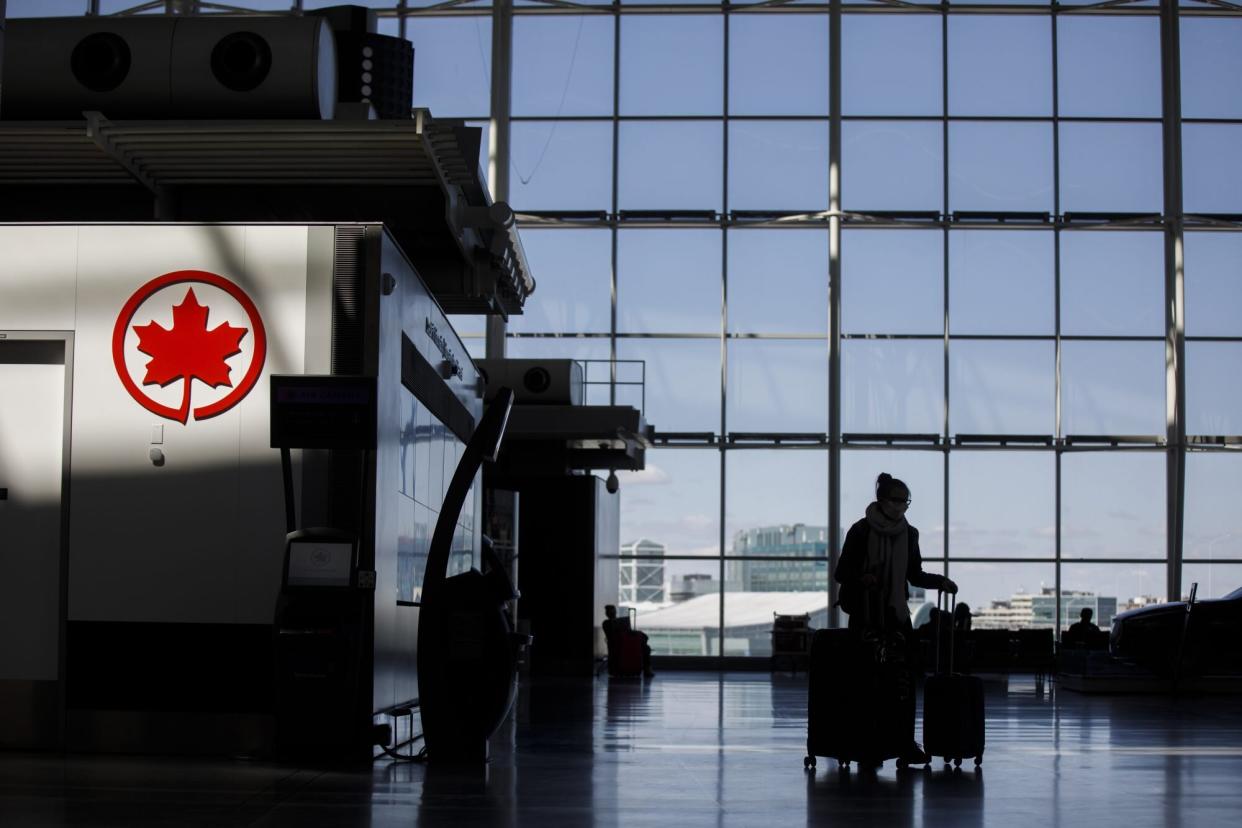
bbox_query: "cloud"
[621,511,719,555]
[946,523,1053,555]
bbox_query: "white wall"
[0,224,312,625]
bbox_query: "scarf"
[864,501,910,625]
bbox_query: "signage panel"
[270,374,377,450]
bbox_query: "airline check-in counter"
[0,113,531,757]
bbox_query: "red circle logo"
[112,270,267,423]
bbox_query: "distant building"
[669,573,721,603]
[727,524,828,592]
[619,538,665,605]
[972,587,1118,630]
[972,594,1035,630]
[639,591,830,657]
[907,586,932,626]
[1123,594,1165,612]
[1034,589,1117,629]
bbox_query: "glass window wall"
[169,2,1242,653]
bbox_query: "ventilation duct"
[1,16,336,120]
[169,17,336,119]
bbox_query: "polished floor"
[3,673,1242,827]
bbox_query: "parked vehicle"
[1110,586,1242,676]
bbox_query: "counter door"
[0,338,67,685]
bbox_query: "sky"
[13,2,1240,609]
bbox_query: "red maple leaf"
[133,288,249,423]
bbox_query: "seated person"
[954,601,972,632]
[602,604,654,678]
[1064,607,1101,647]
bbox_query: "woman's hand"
[942,578,958,594]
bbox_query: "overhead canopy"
[0,109,534,317]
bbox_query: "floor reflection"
[1,673,1241,826]
[804,762,920,827]
[921,765,985,828]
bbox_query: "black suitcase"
[805,598,909,771]
[922,591,986,768]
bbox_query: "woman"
[834,472,957,766]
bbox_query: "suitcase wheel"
[953,758,962,768]
[838,761,849,770]
[974,756,982,767]
[896,758,907,769]
[804,755,816,770]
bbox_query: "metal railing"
[575,358,645,418]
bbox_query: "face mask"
[880,499,908,520]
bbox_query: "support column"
[827,0,842,629]
[0,0,7,121]
[609,13,620,403]
[719,11,730,661]
[1160,0,1186,603]
[486,0,514,359]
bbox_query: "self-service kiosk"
[416,387,530,764]
[268,376,525,763]
[273,528,367,759]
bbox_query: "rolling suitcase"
[608,608,644,677]
[922,590,986,768]
[609,633,643,677]
[805,596,908,771]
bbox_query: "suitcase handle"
[936,589,956,675]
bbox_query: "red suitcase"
[608,608,645,677]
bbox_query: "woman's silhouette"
[835,472,957,765]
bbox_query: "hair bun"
[877,472,892,483]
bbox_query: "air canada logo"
[112,270,267,423]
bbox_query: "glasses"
[885,497,912,507]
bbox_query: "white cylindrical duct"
[1,16,336,120]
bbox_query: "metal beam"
[719,9,730,662]
[1052,0,1064,640]
[609,9,620,407]
[82,112,159,194]
[827,0,843,630]
[486,0,514,357]
[940,4,951,595]
[394,1,1242,17]
[1160,0,1187,603]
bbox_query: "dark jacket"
[834,517,947,620]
